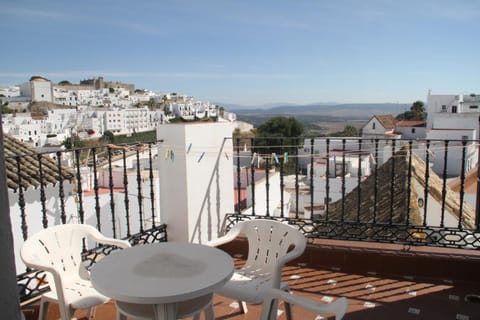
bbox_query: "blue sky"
[0,0,479,106]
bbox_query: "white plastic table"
[90,242,234,320]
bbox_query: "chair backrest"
[238,219,306,274]
[20,224,100,295]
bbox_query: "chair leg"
[284,301,293,320]
[58,303,72,320]
[88,306,96,319]
[282,284,293,320]
[203,303,214,320]
[239,300,248,314]
[116,311,127,320]
[38,299,49,320]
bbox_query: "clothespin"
[251,152,257,165]
[170,150,175,161]
[198,152,205,163]
[165,149,170,160]
[284,152,289,163]
[187,143,192,154]
[225,152,229,160]
[257,155,262,168]
[272,153,279,165]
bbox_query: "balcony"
[3,130,480,319]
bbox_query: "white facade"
[20,78,53,102]
[395,124,426,139]
[426,93,480,177]
[361,116,399,139]
[0,86,20,98]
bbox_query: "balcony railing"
[7,136,480,305]
[229,137,480,249]
[6,140,167,304]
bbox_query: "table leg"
[153,303,177,320]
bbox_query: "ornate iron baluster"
[16,156,27,240]
[136,146,144,233]
[373,139,379,223]
[440,140,449,228]
[294,137,299,219]
[107,147,116,237]
[236,138,241,214]
[406,140,413,225]
[56,151,66,224]
[309,138,314,218]
[37,154,48,228]
[250,138,256,215]
[75,149,85,224]
[279,138,285,218]
[389,139,396,225]
[341,139,346,222]
[122,148,130,237]
[423,140,430,226]
[92,148,101,231]
[326,138,330,220]
[148,143,156,227]
[458,140,467,229]
[265,151,270,217]
[357,139,362,222]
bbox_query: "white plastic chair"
[115,293,214,320]
[207,219,307,319]
[260,288,348,320]
[20,224,131,320]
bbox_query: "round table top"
[91,242,234,304]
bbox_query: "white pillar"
[157,122,234,243]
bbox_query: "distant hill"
[229,102,411,135]
[231,103,410,120]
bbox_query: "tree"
[257,116,304,138]
[102,130,115,144]
[329,125,359,137]
[62,134,84,149]
[255,117,304,173]
[396,101,426,121]
[147,98,156,110]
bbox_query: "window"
[452,105,458,113]
[470,105,479,109]
[441,105,447,112]
[372,122,376,130]
[411,128,416,134]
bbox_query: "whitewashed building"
[426,93,480,177]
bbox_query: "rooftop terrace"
[22,239,480,320]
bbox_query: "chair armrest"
[94,236,131,249]
[263,288,348,320]
[204,222,243,247]
[86,226,131,248]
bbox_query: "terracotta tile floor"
[22,242,480,320]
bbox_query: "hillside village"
[0,76,239,149]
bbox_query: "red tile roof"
[374,114,396,129]
[395,120,426,127]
